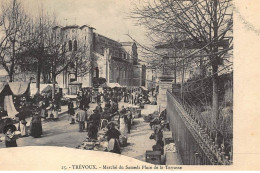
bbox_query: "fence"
[166,89,231,165]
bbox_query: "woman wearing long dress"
[30,114,42,138]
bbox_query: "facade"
[52,25,143,93]
[145,67,157,90]
[0,24,146,93]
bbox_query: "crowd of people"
[0,86,158,153]
[67,87,158,154]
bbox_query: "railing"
[166,89,232,165]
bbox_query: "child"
[3,124,20,147]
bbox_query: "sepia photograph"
[0,0,258,171]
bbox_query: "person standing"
[110,99,118,115]
[97,92,101,103]
[87,109,100,139]
[126,110,132,134]
[119,112,127,137]
[85,93,91,109]
[30,113,43,138]
[95,102,103,114]
[52,102,59,120]
[18,119,28,137]
[68,99,75,124]
[39,100,47,120]
[76,106,87,132]
[47,101,54,120]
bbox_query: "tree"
[131,0,233,130]
[18,11,54,94]
[44,26,90,99]
[0,0,29,81]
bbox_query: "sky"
[22,0,150,46]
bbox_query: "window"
[69,40,72,51]
[124,53,126,59]
[74,40,77,51]
[85,36,87,40]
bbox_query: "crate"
[145,150,161,165]
[163,131,172,139]
[165,152,179,165]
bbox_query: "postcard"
[0,0,259,171]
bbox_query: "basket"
[145,150,161,165]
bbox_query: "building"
[0,24,146,94]
[51,25,144,94]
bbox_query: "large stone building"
[0,24,146,94]
[52,25,144,93]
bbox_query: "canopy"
[30,84,59,96]
[0,82,7,94]
[103,83,121,88]
[4,95,19,119]
[141,86,148,91]
[8,82,30,96]
[41,85,53,93]
[63,95,77,99]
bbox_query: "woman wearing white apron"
[53,103,59,120]
[119,115,128,137]
[18,119,27,137]
[47,103,53,120]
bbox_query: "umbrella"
[3,124,16,134]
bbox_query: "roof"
[120,42,134,46]
[95,33,122,46]
[53,25,95,31]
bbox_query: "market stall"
[30,84,58,96]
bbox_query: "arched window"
[68,40,72,51]
[74,40,77,51]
